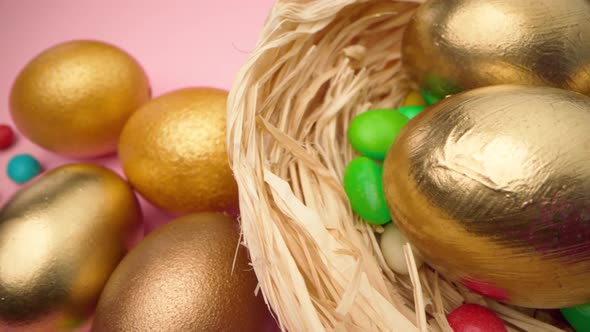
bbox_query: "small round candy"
[448,304,507,332]
[397,106,426,120]
[343,157,390,224]
[380,223,423,275]
[348,109,409,160]
[7,154,42,184]
[561,302,590,332]
[0,124,15,149]
[403,91,427,107]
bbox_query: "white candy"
[380,223,423,275]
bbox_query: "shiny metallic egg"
[9,40,151,158]
[383,85,590,308]
[402,0,590,99]
[92,212,274,332]
[0,164,142,331]
[118,88,238,215]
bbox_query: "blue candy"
[7,154,42,184]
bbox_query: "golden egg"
[402,0,590,99]
[10,40,151,158]
[92,212,273,332]
[0,164,142,331]
[383,85,590,309]
[118,88,238,215]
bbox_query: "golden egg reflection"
[0,164,142,331]
[383,85,590,309]
[402,0,590,98]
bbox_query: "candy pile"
[343,90,437,277]
[344,90,433,225]
[344,91,432,278]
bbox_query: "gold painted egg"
[118,88,238,215]
[10,40,151,158]
[92,212,273,332]
[402,0,590,99]
[0,164,142,331]
[383,85,590,309]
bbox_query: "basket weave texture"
[227,1,569,331]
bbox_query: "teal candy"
[7,154,42,184]
[398,106,426,120]
[561,303,590,332]
[348,109,409,160]
[420,89,442,106]
[343,157,391,225]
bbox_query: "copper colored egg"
[402,0,590,99]
[0,164,142,331]
[92,212,274,332]
[383,85,590,308]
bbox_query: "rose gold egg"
[92,212,274,332]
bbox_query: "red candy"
[0,125,15,149]
[448,304,507,332]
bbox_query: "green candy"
[420,89,442,106]
[423,72,462,100]
[562,303,590,332]
[348,109,409,160]
[343,157,391,225]
[397,105,426,120]
[420,73,462,106]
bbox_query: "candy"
[420,89,442,106]
[0,124,14,149]
[561,303,590,332]
[343,157,390,225]
[380,223,423,275]
[348,109,409,160]
[397,106,425,120]
[7,154,42,184]
[403,91,426,107]
[447,304,507,332]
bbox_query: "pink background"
[0,0,275,330]
[0,0,274,231]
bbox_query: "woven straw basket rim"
[227,1,570,331]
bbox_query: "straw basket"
[227,1,572,331]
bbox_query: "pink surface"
[0,0,275,330]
